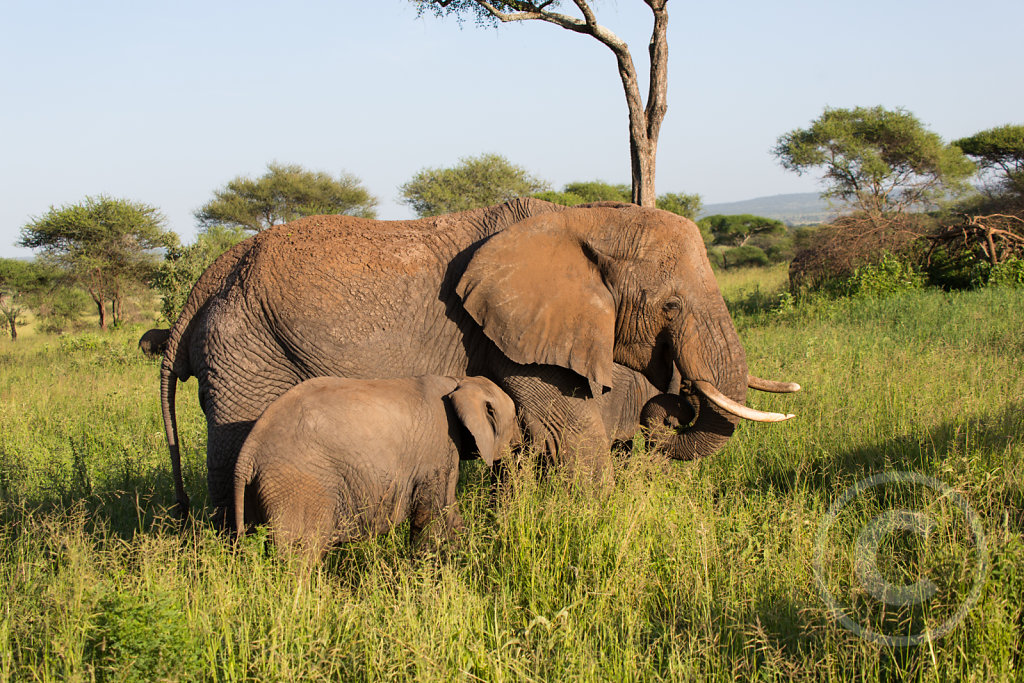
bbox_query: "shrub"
[152,225,247,323]
[986,256,1024,288]
[843,252,924,297]
[721,245,769,269]
[788,213,932,293]
[711,245,770,270]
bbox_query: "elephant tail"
[162,361,190,520]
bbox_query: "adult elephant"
[161,198,798,523]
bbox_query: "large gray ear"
[448,377,517,466]
[456,212,616,390]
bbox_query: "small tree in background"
[536,180,703,221]
[0,259,53,341]
[700,214,786,247]
[773,106,975,220]
[954,124,1024,206]
[196,162,378,233]
[400,154,549,217]
[534,180,628,207]
[153,225,249,323]
[19,196,174,329]
[656,192,702,221]
[700,214,788,270]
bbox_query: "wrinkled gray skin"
[233,375,517,560]
[601,363,696,446]
[163,198,797,525]
[138,328,170,358]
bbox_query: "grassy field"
[1,267,1022,681]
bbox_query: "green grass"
[1,277,1022,681]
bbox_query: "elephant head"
[447,376,519,466]
[138,327,170,358]
[457,204,797,461]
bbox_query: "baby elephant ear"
[449,377,518,466]
[456,212,616,391]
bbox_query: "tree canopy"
[195,162,378,233]
[534,181,629,207]
[411,1,669,206]
[773,106,975,217]
[0,259,57,341]
[656,192,703,221]
[19,196,174,329]
[699,214,786,247]
[954,124,1024,197]
[153,225,249,323]
[400,154,549,217]
[535,180,702,220]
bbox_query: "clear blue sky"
[2,0,1021,257]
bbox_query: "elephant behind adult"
[162,198,798,523]
[138,328,171,358]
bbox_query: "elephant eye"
[661,297,682,318]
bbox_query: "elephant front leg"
[497,363,613,486]
[409,461,465,551]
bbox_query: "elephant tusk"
[747,374,802,393]
[694,380,795,423]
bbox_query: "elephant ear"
[456,213,616,390]
[448,378,517,466]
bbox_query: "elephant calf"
[233,375,517,560]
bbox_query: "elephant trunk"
[656,306,749,461]
[647,315,796,460]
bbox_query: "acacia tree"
[954,124,1024,199]
[0,259,45,341]
[700,214,786,247]
[19,196,174,329]
[414,1,669,207]
[196,162,378,233]
[536,179,702,219]
[400,153,549,216]
[773,106,975,221]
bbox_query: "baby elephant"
[233,375,517,559]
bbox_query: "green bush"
[843,252,924,297]
[153,225,247,323]
[986,257,1024,288]
[715,244,769,269]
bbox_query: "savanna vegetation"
[1,264,1021,681]
[4,100,1023,679]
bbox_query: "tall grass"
[1,276,1022,681]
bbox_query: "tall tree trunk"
[7,316,15,342]
[631,135,658,207]
[111,294,123,327]
[465,1,669,208]
[618,1,668,207]
[89,290,107,330]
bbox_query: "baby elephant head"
[447,377,518,466]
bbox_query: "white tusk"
[695,380,795,423]
[747,374,802,393]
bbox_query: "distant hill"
[700,192,835,226]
